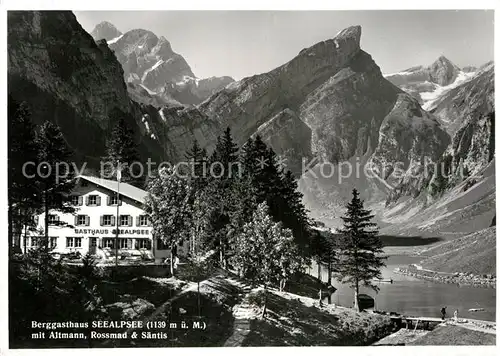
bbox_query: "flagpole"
[115,161,121,267]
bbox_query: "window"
[136,239,151,249]
[47,215,59,225]
[86,195,101,206]
[50,237,57,249]
[71,195,80,206]
[119,238,130,249]
[137,215,150,227]
[101,215,114,227]
[109,195,119,205]
[119,215,131,226]
[103,238,114,248]
[66,237,82,248]
[30,236,40,247]
[76,215,88,226]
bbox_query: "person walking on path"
[441,306,447,320]
[454,309,458,322]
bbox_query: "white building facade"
[22,175,182,262]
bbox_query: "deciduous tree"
[144,167,193,276]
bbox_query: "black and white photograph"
[2,2,497,350]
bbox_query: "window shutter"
[111,216,116,226]
[100,216,104,226]
[128,239,132,249]
[119,199,122,206]
[78,196,83,206]
[98,238,102,248]
[107,196,110,206]
[136,216,140,227]
[56,215,60,221]
[74,215,78,225]
[97,196,101,206]
[85,196,89,206]
[128,216,133,226]
[86,216,90,226]
[147,239,151,250]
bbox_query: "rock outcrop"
[254,109,312,174]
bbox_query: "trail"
[223,277,261,347]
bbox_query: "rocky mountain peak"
[335,25,362,47]
[90,21,122,41]
[428,55,460,86]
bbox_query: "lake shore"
[394,266,496,288]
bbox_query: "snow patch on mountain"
[159,108,167,122]
[151,59,164,71]
[422,71,476,110]
[107,34,123,45]
[139,84,157,95]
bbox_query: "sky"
[75,10,494,80]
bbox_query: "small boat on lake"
[468,308,485,312]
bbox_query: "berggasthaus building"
[22,175,178,262]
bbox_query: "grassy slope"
[418,227,496,275]
[120,276,241,347]
[380,159,495,240]
[411,325,496,345]
[243,289,393,346]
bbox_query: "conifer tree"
[240,135,312,257]
[36,121,76,251]
[204,127,240,267]
[8,96,42,256]
[102,114,141,186]
[337,189,386,311]
[185,139,208,192]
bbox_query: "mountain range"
[92,22,235,106]
[7,11,495,239]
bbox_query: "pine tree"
[144,167,193,276]
[204,127,240,267]
[185,140,208,192]
[8,96,42,256]
[240,136,312,257]
[210,127,239,178]
[337,188,386,311]
[36,121,76,251]
[102,116,142,186]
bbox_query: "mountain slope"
[8,11,220,169]
[195,26,450,221]
[418,226,496,275]
[429,63,494,135]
